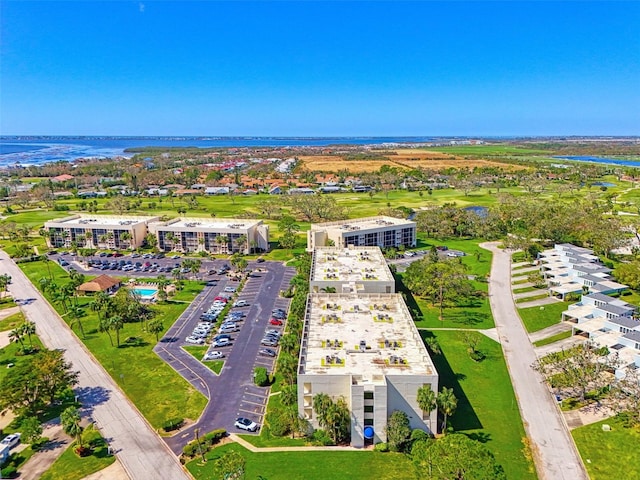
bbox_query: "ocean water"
[552,156,640,168]
[0,136,435,167]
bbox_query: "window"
[364,405,374,413]
[364,419,374,426]
[364,391,374,400]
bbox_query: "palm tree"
[424,337,441,355]
[156,276,170,302]
[215,235,229,254]
[9,327,25,348]
[416,385,437,425]
[99,317,114,346]
[91,291,111,321]
[148,319,164,342]
[119,231,132,250]
[437,387,457,434]
[235,234,248,254]
[109,315,124,347]
[21,320,36,347]
[68,306,86,339]
[60,407,84,450]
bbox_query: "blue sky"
[1,1,639,136]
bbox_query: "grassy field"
[518,301,568,333]
[0,296,16,310]
[0,333,44,383]
[572,416,640,480]
[515,293,550,303]
[18,261,208,429]
[532,330,572,347]
[422,330,536,480]
[0,311,23,331]
[186,442,414,480]
[40,430,115,480]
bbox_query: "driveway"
[157,261,296,454]
[18,420,70,480]
[481,242,587,480]
[0,250,190,480]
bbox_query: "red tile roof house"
[52,174,75,182]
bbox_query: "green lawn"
[518,301,568,333]
[532,330,572,347]
[515,293,550,303]
[0,296,16,310]
[422,330,536,480]
[0,334,44,383]
[572,417,640,480]
[18,261,207,429]
[512,286,539,294]
[186,442,414,480]
[0,311,24,331]
[40,430,115,480]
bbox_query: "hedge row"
[181,429,227,458]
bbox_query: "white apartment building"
[307,216,416,252]
[44,215,159,250]
[310,246,395,295]
[148,218,269,254]
[297,293,438,447]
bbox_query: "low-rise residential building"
[148,218,269,254]
[310,246,395,294]
[44,214,160,250]
[538,244,628,299]
[297,292,438,447]
[307,216,417,252]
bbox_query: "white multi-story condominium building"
[307,216,416,252]
[148,218,269,254]
[44,215,160,250]
[297,292,438,447]
[310,246,395,295]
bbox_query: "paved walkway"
[563,403,616,430]
[513,289,548,300]
[517,296,561,309]
[228,434,366,452]
[512,281,536,289]
[481,242,587,480]
[0,250,190,480]
[81,460,130,480]
[0,330,11,349]
[511,266,539,275]
[529,322,573,343]
[19,420,70,480]
[0,305,19,319]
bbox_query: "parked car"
[269,318,283,326]
[212,337,232,348]
[0,433,21,449]
[261,338,278,347]
[258,348,277,357]
[185,336,205,344]
[233,300,249,308]
[203,351,224,361]
[224,286,236,293]
[256,258,265,263]
[234,417,258,432]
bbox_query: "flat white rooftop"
[311,246,393,283]
[300,293,436,382]
[309,215,415,231]
[47,215,157,227]
[153,217,261,230]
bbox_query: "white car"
[1,433,21,449]
[224,286,237,293]
[203,351,224,361]
[212,338,232,348]
[234,417,258,432]
[233,300,249,307]
[185,336,205,344]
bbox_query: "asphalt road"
[481,242,588,480]
[1,250,190,480]
[159,261,296,454]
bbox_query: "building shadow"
[420,331,483,431]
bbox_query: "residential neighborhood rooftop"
[152,217,262,230]
[309,215,415,231]
[47,214,159,227]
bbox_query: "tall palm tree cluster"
[9,319,38,353]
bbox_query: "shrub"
[311,429,334,446]
[410,429,431,443]
[265,408,291,437]
[203,429,226,445]
[254,367,269,386]
[162,417,184,432]
[1,465,17,478]
[182,442,197,458]
[374,442,389,452]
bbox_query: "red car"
[214,296,228,303]
[269,318,283,326]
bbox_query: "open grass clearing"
[18,260,207,429]
[518,301,568,333]
[533,330,572,347]
[0,296,16,310]
[0,334,44,384]
[422,330,536,479]
[40,430,115,480]
[512,286,539,294]
[186,442,414,480]
[511,278,532,285]
[182,345,224,374]
[515,293,550,303]
[572,416,640,480]
[431,330,537,476]
[0,311,24,332]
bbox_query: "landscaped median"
[18,260,207,429]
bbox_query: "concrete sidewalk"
[19,420,70,480]
[529,322,573,343]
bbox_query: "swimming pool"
[132,286,158,299]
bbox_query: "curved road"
[0,251,190,480]
[481,242,587,480]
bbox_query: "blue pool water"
[132,287,158,298]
